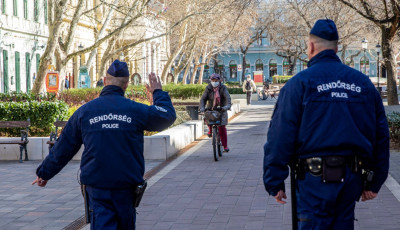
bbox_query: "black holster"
[133,180,147,208]
[81,184,91,224]
[322,156,346,183]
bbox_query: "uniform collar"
[307,49,341,68]
[100,85,125,97]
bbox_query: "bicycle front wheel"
[212,126,219,161]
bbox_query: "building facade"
[209,37,383,84]
[0,0,48,93]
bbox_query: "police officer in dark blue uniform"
[263,19,389,229]
[32,60,176,229]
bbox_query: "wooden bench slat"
[0,121,30,128]
[54,121,68,128]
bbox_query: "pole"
[290,161,298,230]
[364,49,367,75]
[377,54,380,88]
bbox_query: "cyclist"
[200,74,232,152]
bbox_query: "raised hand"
[146,73,162,93]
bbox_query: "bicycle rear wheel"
[212,126,219,161]
[217,131,223,157]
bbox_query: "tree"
[338,0,400,105]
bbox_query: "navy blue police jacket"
[36,85,176,189]
[263,50,389,196]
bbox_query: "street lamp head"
[376,44,381,54]
[362,38,368,50]
[78,43,84,50]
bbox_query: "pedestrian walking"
[243,74,256,105]
[263,19,389,229]
[32,60,176,230]
[65,76,70,89]
[200,73,232,152]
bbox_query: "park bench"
[47,119,68,151]
[0,120,30,163]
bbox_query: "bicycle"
[200,108,223,161]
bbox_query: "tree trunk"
[190,56,199,84]
[289,56,297,75]
[99,39,117,78]
[182,57,193,85]
[86,0,119,71]
[382,27,399,105]
[241,52,247,83]
[162,46,182,84]
[32,0,68,94]
[198,53,210,85]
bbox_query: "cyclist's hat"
[107,60,130,77]
[210,74,221,80]
[310,19,339,41]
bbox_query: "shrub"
[163,84,207,99]
[387,112,400,143]
[0,101,69,137]
[58,88,103,106]
[228,88,245,94]
[0,92,57,102]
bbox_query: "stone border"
[0,103,241,161]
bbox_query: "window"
[34,0,38,22]
[24,0,27,19]
[44,0,48,24]
[1,0,6,14]
[13,0,17,16]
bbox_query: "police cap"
[310,19,339,41]
[107,60,129,77]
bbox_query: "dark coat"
[36,85,176,189]
[200,83,232,126]
[263,50,389,196]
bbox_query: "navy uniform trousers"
[86,186,136,230]
[296,167,363,230]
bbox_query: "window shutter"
[15,51,20,93]
[3,50,8,93]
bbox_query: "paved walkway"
[135,103,400,230]
[0,160,162,230]
[1,98,400,229]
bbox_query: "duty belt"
[296,155,363,181]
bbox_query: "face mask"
[211,82,219,88]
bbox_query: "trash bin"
[186,105,199,120]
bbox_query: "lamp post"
[376,43,381,93]
[362,38,368,75]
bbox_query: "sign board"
[78,66,91,88]
[45,72,60,93]
[253,71,263,83]
[237,64,242,72]
[45,64,59,93]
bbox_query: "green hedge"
[388,112,400,143]
[0,101,69,137]
[0,92,57,102]
[228,88,245,94]
[163,84,207,99]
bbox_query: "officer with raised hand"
[263,19,389,229]
[32,60,176,229]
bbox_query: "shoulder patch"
[155,106,167,113]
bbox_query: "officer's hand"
[146,73,162,93]
[32,177,48,187]
[274,190,287,204]
[361,191,377,201]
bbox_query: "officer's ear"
[103,77,108,86]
